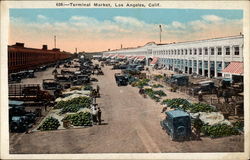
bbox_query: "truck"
[43,79,62,90]
[160,110,192,141]
[9,100,37,133]
[9,84,55,102]
[72,75,90,85]
[189,80,216,95]
[114,73,128,86]
[167,74,189,86]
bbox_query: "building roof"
[222,61,244,75]
[165,109,189,118]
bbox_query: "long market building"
[103,35,244,80]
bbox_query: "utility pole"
[159,25,162,44]
[54,35,56,48]
[75,48,77,54]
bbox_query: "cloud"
[37,14,47,20]
[171,21,185,29]
[202,15,222,22]
[113,16,144,27]
[9,14,242,52]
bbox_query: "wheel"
[170,133,175,141]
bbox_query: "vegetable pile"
[144,88,166,102]
[233,121,244,132]
[152,84,163,88]
[153,75,163,81]
[131,79,150,88]
[201,124,239,138]
[161,98,192,111]
[83,85,93,91]
[70,86,81,91]
[161,99,216,113]
[154,90,167,97]
[54,97,92,114]
[189,103,217,113]
[63,112,92,126]
[38,117,60,131]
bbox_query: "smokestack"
[42,45,48,50]
[15,42,24,47]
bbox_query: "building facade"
[103,35,244,78]
[8,42,72,73]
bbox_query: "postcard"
[1,1,249,160]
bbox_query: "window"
[178,50,180,55]
[185,49,187,55]
[234,46,239,55]
[181,49,183,55]
[211,48,214,55]
[217,47,222,55]
[189,49,192,55]
[194,49,197,55]
[204,48,208,55]
[199,48,202,55]
[225,47,230,55]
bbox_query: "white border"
[1,1,249,159]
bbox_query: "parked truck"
[160,110,192,141]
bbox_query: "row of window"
[153,46,240,56]
[160,60,231,69]
[8,51,56,67]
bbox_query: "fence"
[9,84,40,97]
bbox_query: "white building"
[103,35,244,79]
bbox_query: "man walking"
[97,107,102,125]
[193,114,203,140]
[91,104,98,124]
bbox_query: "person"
[193,114,203,140]
[97,107,102,125]
[161,105,168,113]
[198,90,203,102]
[92,106,98,124]
[96,85,100,94]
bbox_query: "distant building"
[8,42,72,73]
[103,35,244,79]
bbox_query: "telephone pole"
[159,25,162,44]
[54,35,56,48]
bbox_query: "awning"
[117,55,126,59]
[222,62,243,75]
[110,54,118,58]
[128,56,136,59]
[103,54,110,58]
[136,56,146,61]
[150,57,159,65]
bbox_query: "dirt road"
[10,64,244,153]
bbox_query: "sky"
[9,9,243,53]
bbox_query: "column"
[208,61,211,78]
[202,48,205,76]
[202,60,205,76]
[183,59,186,73]
[214,61,217,78]
[196,51,199,74]
[196,60,199,74]
[230,46,233,61]
[172,59,175,71]
[192,59,194,74]
[240,44,243,62]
